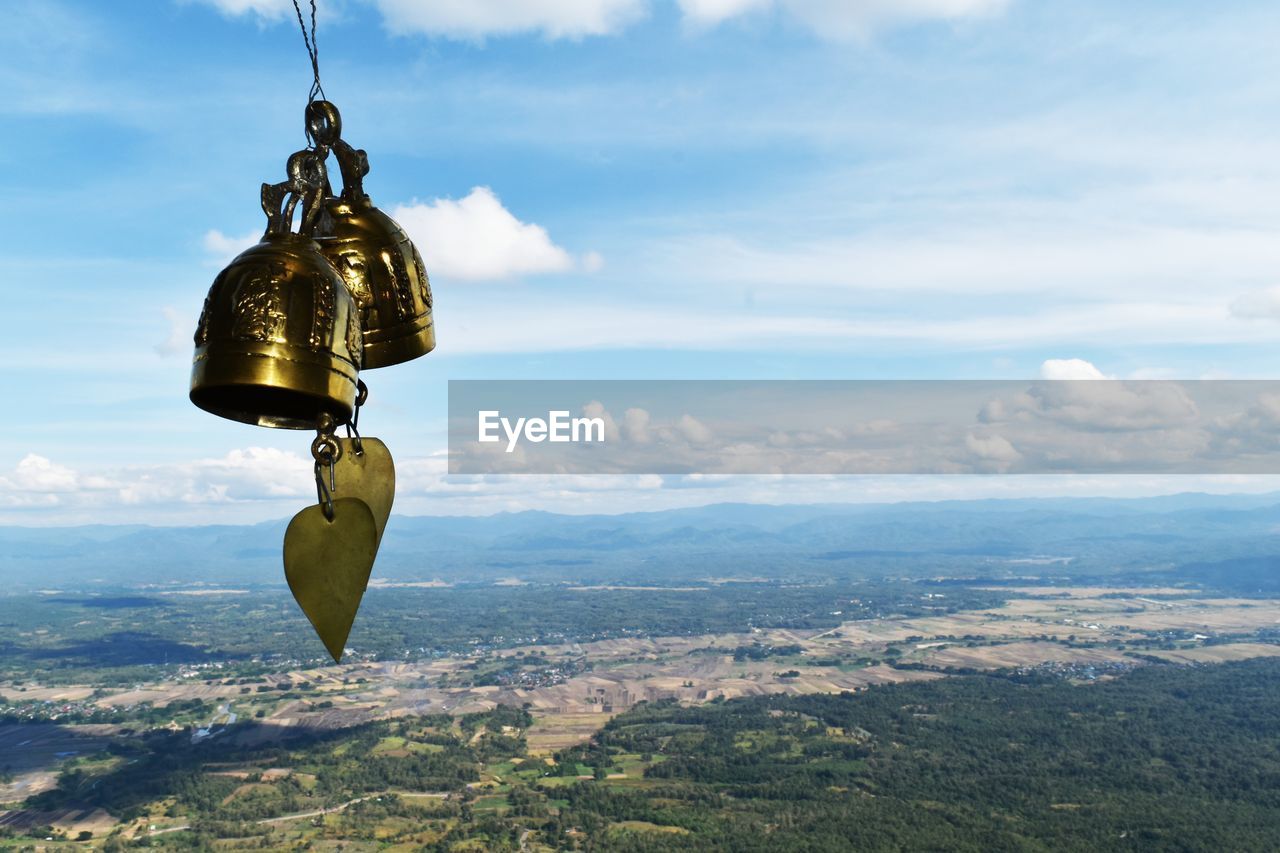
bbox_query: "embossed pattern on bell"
[231,260,289,343]
[345,309,363,370]
[318,195,436,369]
[380,249,414,321]
[333,250,373,311]
[190,235,360,429]
[194,294,214,346]
[309,272,336,350]
[411,244,433,309]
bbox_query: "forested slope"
[553,659,1280,851]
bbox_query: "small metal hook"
[345,380,368,456]
[311,417,341,510]
[313,460,335,522]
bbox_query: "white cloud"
[581,400,621,441]
[660,225,1280,300]
[202,193,590,283]
[680,0,771,26]
[185,447,314,500]
[392,187,595,281]
[964,431,1021,470]
[186,0,295,22]
[202,228,259,265]
[1210,394,1280,457]
[1040,358,1110,380]
[2,454,81,493]
[6,446,1280,524]
[155,307,188,358]
[438,294,1272,356]
[678,414,714,445]
[370,0,647,39]
[0,453,116,509]
[0,448,310,512]
[980,377,1202,435]
[622,408,652,443]
[1230,286,1280,321]
[195,0,1004,39]
[678,0,1010,37]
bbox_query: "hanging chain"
[291,0,326,104]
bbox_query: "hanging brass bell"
[308,101,436,370]
[191,145,363,429]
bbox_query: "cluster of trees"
[731,643,804,662]
[535,658,1280,850]
[28,713,490,825]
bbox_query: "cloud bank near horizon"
[189,0,1009,40]
[4,443,1279,527]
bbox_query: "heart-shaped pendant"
[283,497,378,663]
[335,437,395,544]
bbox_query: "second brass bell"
[322,197,435,369]
[309,100,436,370]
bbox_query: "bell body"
[320,196,435,370]
[191,233,363,429]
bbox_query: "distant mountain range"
[2,493,1278,591]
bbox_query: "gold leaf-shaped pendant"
[335,437,395,545]
[283,497,378,663]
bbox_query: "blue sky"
[4,0,1280,523]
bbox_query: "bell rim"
[189,398,352,431]
[360,319,436,370]
[190,343,358,429]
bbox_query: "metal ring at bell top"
[311,434,342,466]
[305,100,342,148]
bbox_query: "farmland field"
[4,581,1280,847]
